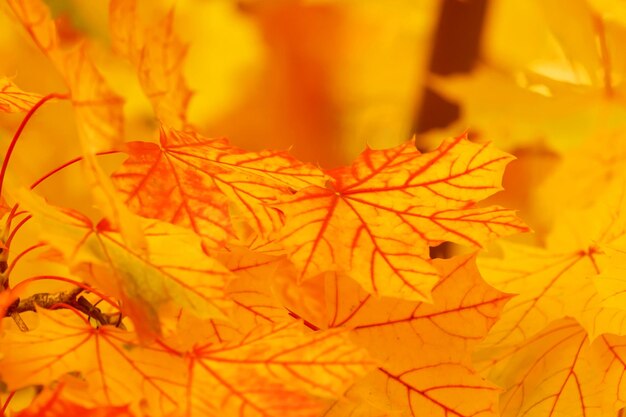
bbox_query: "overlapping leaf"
[111,128,327,249]
[478,181,626,347]
[109,0,192,129]
[277,134,528,301]
[6,0,124,151]
[149,320,373,417]
[0,309,184,415]
[477,318,626,417]
[16,189,233,335]
[0,304,371,417]
[306,254,508,417]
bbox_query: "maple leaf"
[477,181,626,346]
[6,0,124,152]
[0,77,42,113]
[535,133,626,232]
[111,128,327,249]
[6,0,620,415]
[0,309,185,415]
[63,309,370,417]
[182,321,373,417]
[5,0,145,253]
[477,318,626,417]
[16,189,233,336]
[277,134,528,301]
[109,0,192,129]
[300,254,508,417]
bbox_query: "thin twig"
[4,287,124,328]
[10,287,83,313]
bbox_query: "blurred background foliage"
[1,0,625,249]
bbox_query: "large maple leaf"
[182,322,373,417]
[111,128,327,249]
[305,254,509,417]
[277,134,528,301]
[0,309,371,417]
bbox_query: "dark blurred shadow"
[415,0,489,134]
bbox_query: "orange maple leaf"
[314,254,508,417]
[6,0,124,152]
[0,309,371,417]
[109,0,192,129]
[277,134,528,301]
[112,128,327,249]
[0,309,184,415]
[180,321,372,417]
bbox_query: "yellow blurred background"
[2,0,626,248]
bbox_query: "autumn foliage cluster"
[1,0,626,416]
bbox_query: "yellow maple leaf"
[478,318,626,417]
[478,180,626,347]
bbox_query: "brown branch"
[9,287,83,314]
[4,288,124,328]
[73,296,124,328]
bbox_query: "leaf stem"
[4,204,20,237]
[49,302,91,325]
[5,215,31,249]
[29,149,121,190]
[0,391,15,417]
[0,93,68,198]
